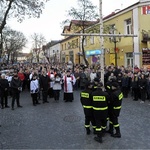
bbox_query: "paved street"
[0,89,150,149]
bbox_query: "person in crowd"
[18,69,25,90]
[146,74,150,105]
[92,82,109,143]
[80,81,96,135]
[63,70,76,102]
[74,68,80,90]
[131,73,139,101]
[30,74,40,106]
[24,69,30,91]
[10,72,23,110]
[48,68,55,98]
[121,72,129,98]
[0,74,9,109]
[108,72,117,83]
[52,74,62,102]
[116,72,122,88]
[79,68,88,90]
[90,69,97,82]
[138,74,147,103]
[39,70,50,103]
[107,82,123,138]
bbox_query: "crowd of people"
[0,62,150,141]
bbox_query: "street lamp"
[109,32,121,67]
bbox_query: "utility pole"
[99,0,105,85]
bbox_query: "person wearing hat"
[63,70,76,102]
[107,81,123,138]
[80,81,96,135]
[92,77,100,91]
[92,82,109,143]
[0,74,9,109]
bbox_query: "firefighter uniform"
[108,82,123,138]
[92,82,109,143]
[80,82,96,135]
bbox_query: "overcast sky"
[7,0,139,52]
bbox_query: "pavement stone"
[0,90,150,149]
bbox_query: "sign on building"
[142,5,150,15]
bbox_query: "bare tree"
[63,0,99,66]
[31,33,46,63]
[3,27,27,64]
[0,0,50,58]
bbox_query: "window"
[126,52,133,67]
[125,18,132,34]
[90,36,94,45]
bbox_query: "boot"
[106,123,114,135]
[94,134,102,143]
[111,127,121,138]
[86,128,91,135]
[93,128,97,134]
[102,129,106,137]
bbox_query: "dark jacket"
[80,89,93,116]
[138,78,147,90]
[10,77,22,93]
[92,88,109,119]
[39,75,50,91]
[0,78,9,93]
[110,89,123,117]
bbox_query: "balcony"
[141,30,150,43]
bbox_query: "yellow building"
[61,0,150,68]
[61,20,98,64]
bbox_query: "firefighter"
[107,82,123,138]
[80,82,96,135]
[92,78,100,91]
[92,82,109,143]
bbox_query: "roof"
[62,19,99,33]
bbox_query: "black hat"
[94,78,100,82]
[111,82,119,88]
[85,81,93,88]
[97,82,103,88]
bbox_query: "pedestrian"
[30,74,40,106]
[121,72,129,98]
[63,70,76,102]
[48,68,55,98]
[0,74,9,109]
[92,82,109,143]
[10,72,23,110]
[131,73,139,101]
[53,74,62,102]
[107,82,123,138]
[39,70,50,103]
[80,81,96,135]
[139,74,147,103]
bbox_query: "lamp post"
[109,33,121,67]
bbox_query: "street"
[0,89,150,149]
